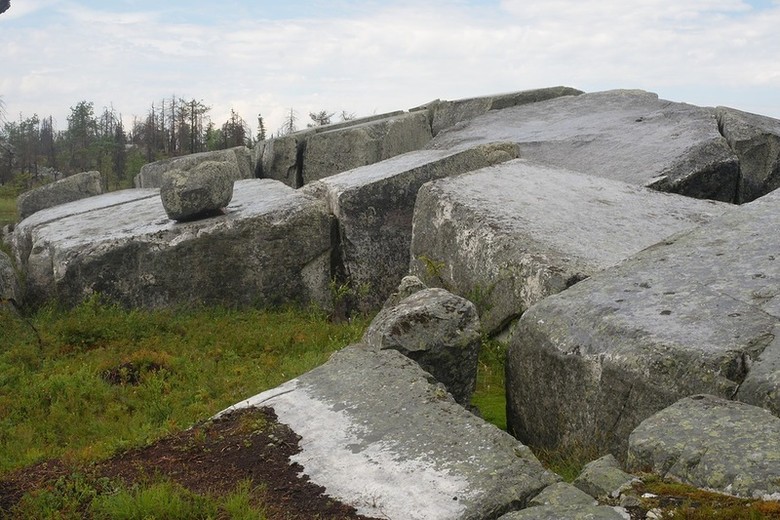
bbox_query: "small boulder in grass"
[160,161,235,221]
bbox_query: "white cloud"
[1,0,778,135]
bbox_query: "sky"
[1,0,779,137]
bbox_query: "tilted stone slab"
[410,160,730,334]
[302,143,520,310]
[430,85,583,136]
[17,170,103,220]
[627,394,780,500]
[20,179,332,309]
[301,110,433,185]
[133,146,252,188]
[716,106,780,203]
[428,89,741,202]
[498,504,628,520]
[506,189,780,460]
[218,345,559,520]
[13,188,159,267]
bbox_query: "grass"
[471,337,507,431]
[0,184,19,227]
[0,297,371,474]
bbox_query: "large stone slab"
[256,111,406,188]
[410,160,730,334]
[218,345,559,520]
[133,146,252,188]
[506,189,780,459]
[12,188,159,268]
[17,170,103,220]
[715,106,780,203]
[627,394,780,500]
[303,143,520,310]
[430,86,583,136]
[428,89,741,202]
[19,180,332,309]
[301,111,433,185]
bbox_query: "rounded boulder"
[160,161,235,221]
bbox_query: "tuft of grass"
[9,474,267,520]
[471,337,507,431]
[0,184,19,227]
[0,297,371,474]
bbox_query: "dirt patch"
[0,407,382,519]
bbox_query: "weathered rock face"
[505,188,780,459]
[573,455,636,500]
[303,143,520,311]
[716,106,780,203]
[363,287,481,405]
[430,86,583,136]
[410,159,731,334]
[218,345,559,520]
[498,503,627,520]
[627,395,780,500]
[302,111,433,184]
[19,179,332,310]
[133,146,252,189]
[256,111,406,188]
[427,89,742,202]
[0,249,19,303]
[160,161,235,221]
[17,170,103,221]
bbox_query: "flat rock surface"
[498,504,628,520]
[506,188,780,459]
[219,345,559,520]
[19,180,332,309]
[627,394,780,500]
[410,159,730,333]
[427,89,740,202]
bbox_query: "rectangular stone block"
[303,143,520,310]
[410,160,730,334]
[20,180,332,310]
[506,188,780,459]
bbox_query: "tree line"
[0,95,358,190]
[0,96,258,189]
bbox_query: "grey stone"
[301,111,433,184]
[363,287,481,405]
[258,130,313,188]
[428,89,741,202]
[0,249,19,303]
[529,482,598,507]
[160,161,235,221]
[134,146,252,188]
[303,143,520,311]
[498,504,628,520]
[382,275,428,309]
[573,455,637,500]
[12,189,159,269]
[18,179,332,310]
[505,189,780,460]
[17,171,103,220]
[410,159,730,334]
[716,106,780,203]
[627,394,780,500]
[218,345,559,520]
[431,86,583,136]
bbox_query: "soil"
[0,407,382,519]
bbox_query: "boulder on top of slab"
[18,179,332,310]
[410,159,730,334]
[160,161,235,221]
[427,89,741,202]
